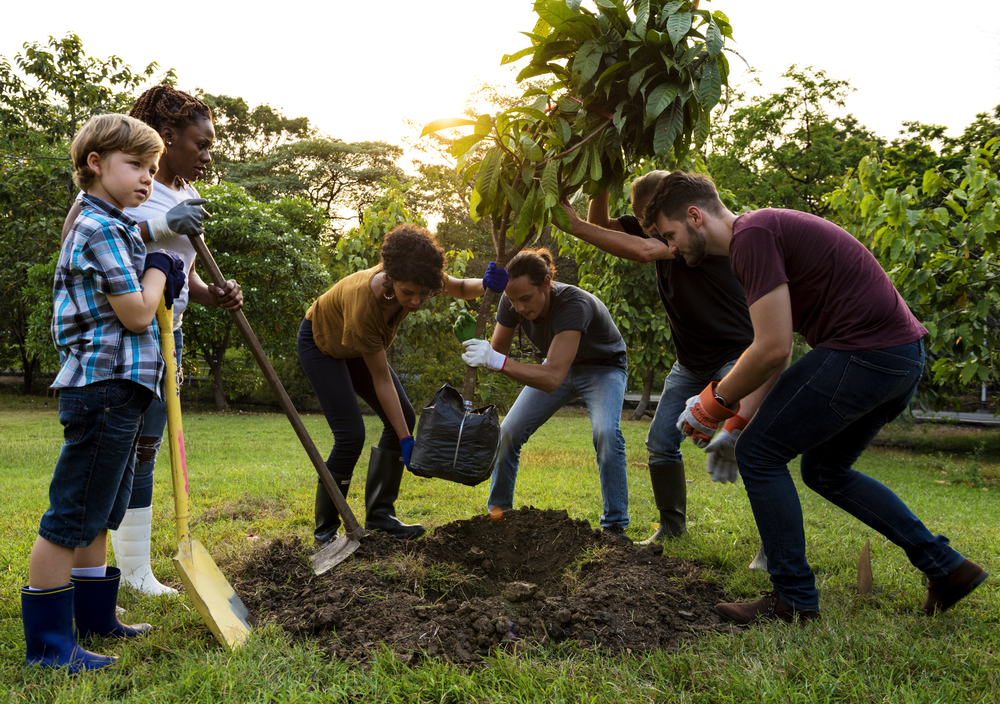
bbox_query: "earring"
[383,291,395,300]
[166,141,172,146]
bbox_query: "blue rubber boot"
[72,567,153,639]
[22,584,117,671]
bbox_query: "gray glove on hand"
[461,338,506,371]
[148,198,209,240]
[704,428,740,483]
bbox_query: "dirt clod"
[234,507,734,663]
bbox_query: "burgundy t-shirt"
[730,209,926,350]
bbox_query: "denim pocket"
[105,380,138,411]
[58,396,91,444]
[830,357,911,421]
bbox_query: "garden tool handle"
[189,236,363,537]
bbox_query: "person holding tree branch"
[462,247,631,542]
[299,224,508,544]
[556,172,772,551]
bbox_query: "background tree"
[183,182,330,411]
[829,140,1000,410]
[0,35,163,393]
[424,0,735,402]
[706,65,881,215]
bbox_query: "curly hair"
[506,247,557,287]
[380,224,446,294]
[129,85,212,133]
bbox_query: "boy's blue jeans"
[735,340,964,610]
[487,365,629,530]
[646,358,738,465]
[39,380,152,548]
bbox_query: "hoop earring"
[383,290,395,300]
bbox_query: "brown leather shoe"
[715,592,820,624]
[921,559,989,614]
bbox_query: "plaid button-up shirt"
[52,194,164,398]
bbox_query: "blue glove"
[144,251,187,309]
[400,435,415,469]
[482,262,509,292]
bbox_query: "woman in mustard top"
[298,224,508,543]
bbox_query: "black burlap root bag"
[409,384,500,486]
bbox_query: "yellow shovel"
[157,299,253,649]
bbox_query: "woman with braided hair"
[60,85,243,596]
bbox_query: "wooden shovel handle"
[189,236,364,539]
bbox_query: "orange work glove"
[676,381,739,449]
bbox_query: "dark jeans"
[39,380,153,547]
[296,318,415,477]
[735,340,964,610]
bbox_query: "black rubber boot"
[638,460,687,545]
[364,446,425,539]
[314,472,352,547]
[71,567,152,639]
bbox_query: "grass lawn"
[1,393,997,703]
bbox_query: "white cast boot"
[110,506,178,596]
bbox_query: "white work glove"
[704,415,749,483]
[676,382,737,449]
[461,338,506,371]
[148,198,209,241]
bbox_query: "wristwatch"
[713,389,729,408]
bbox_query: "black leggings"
[297,318,415,477]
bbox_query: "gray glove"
[704,427,740,483]
[149,198,208,240]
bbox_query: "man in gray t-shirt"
[461,249,631,541]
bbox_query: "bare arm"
[106,269,167,333]
[489,324,581,394]
[443,275,487,300]
[715,284,794,407]
[559,201,674,263]
[187,266,244,310]
[586,191,620,230]
[362,349,411,442]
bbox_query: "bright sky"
[4,1,999,155]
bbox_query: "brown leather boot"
[715,592,820,624]
[920,559,988,614]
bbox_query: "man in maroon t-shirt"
[640,171,987,624]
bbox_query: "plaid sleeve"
[77,221,143,296]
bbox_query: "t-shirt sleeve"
[496,294,519,328]
[78,223,142,296]
[340,287,386,355]
[730,226,789,307]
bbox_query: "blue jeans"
[487,365,629,529]
[735,340,964,610]
[647,359,738,464]
[39,380,153,548]
[129,327,182,509]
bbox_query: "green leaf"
[478,152,500,206]
[960,362,978,386]
[501,46,535,65]
[653,101,683,156]
[450,132,486,159]
[473,114,494,136]
[571,39,603,86]
[519,134,545,162]
[521,162,537,188]
[628,66,649,96]
[706,19,723,56]
[541,159,560,208]
[499,179,526,213]
[692,103,711,147]
[556,117,572,145]
[634,0,649,37]
[646,81,680,120]
[697,58,721,110]
[589,146,603,182]
[666,12,692,46]
[566,147,590,185]
[551,202,573,232]
[419,117,479,138]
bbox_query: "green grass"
[1,395,998,703]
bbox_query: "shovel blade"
[311,535,361,575]
[174,538,253,649]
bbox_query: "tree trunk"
[20,352,35,396]
[629,366,656,421]
[207,352,229,412]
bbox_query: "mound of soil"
[234,507,735,664]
